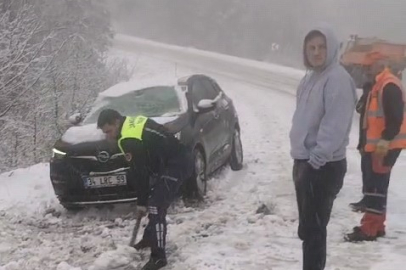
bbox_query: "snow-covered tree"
[0,0,133,172]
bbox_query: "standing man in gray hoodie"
[289,25,357,270]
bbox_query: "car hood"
[54,115,183,158]
[60,115,179,146]
[56,114,190,155]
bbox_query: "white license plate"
[84,174,127,188]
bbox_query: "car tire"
[189,147,207,200]
[229,128,243,171]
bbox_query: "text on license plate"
[84,174,127,188]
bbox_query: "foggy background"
[105,0,406,68]
[1,0,405,172]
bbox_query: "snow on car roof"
[100,76,180,98]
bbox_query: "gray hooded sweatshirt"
[289,25,357,169]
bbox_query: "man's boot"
[141,257,167,270]
[377,212,386,237]
[344,212,385,242]
[349,197,367,212]
[345,226,376,242]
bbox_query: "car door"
[208,79,235,145]
[199,77,229,144]
[190,78,224,170]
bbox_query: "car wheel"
[192,147,207,199]
[229,128,243,171]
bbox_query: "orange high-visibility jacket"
[364,68,406,152]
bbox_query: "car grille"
[50,154,137,203]
[67,154,128,175]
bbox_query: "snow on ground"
[1,47,406,270]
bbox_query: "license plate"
[84,174,127,188]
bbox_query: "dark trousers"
[363,150,401,215]
[142,152,193,260]
[361,154,369,194]
[293,159,346,270]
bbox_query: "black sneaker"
[141,257,167,270]
[349,198,366,213]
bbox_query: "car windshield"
[83,86,184,124]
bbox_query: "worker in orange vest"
[345,57,406,242]
[349,81,373,213]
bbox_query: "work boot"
[344,226,377,242]
[141,257,167,270]
[376,212,386,237]
[350,225,385,238]
[133,238,151,250]
[349,197,366,212]
[377,230,386,238]
[344,212,385,242]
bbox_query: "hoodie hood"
[303,24,340,71]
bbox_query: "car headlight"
[174,132,181,140]
[52,148,67,159]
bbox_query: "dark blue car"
[49,74,243,210]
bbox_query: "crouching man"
[97,109,194,270]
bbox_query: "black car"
[50,74,243,210]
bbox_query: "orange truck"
[340,35,406,88]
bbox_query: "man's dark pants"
[361,153,369,194]
[142,151,193,260]
[293,159,346,270]
[363,150,401,215]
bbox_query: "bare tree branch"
[0,37,71,118]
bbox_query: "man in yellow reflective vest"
[97,109,193,270]
[345,56,406,242]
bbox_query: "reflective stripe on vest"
[118,116,148,153]
[365,69,406,152]
[366,90,385,117]
[366,133,406,145]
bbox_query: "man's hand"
[136,206,147,218]
[375,139,390,157]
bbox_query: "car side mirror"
[196,99,216,114]
[68,113,83,126]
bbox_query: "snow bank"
[0,163,56,215]
[88,245,141,270]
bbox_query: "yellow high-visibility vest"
[118,115,148,153]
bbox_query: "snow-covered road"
[1,42,406,270]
